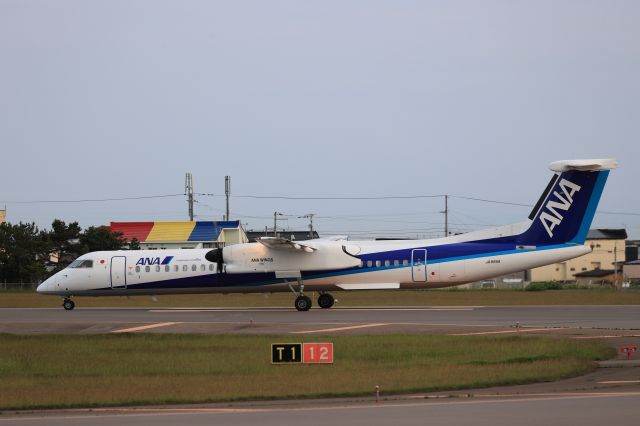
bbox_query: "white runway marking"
[290,323,389,334]
[449,328,553,336]
[598,380,640,384]
[111,322,181,333]
[573,335,640,339]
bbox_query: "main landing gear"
[289,278,312,311]
[288,278,335,311]
[62,298,75,311]
[317,293,335,309]
[295,295,312,311]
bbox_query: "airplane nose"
[37,276,54,294]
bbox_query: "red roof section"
[110,222,154,242]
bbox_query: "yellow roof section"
[145,222,196,242]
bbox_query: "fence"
[1,282,39,291]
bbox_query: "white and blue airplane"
[38,158,616,311]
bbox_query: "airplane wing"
[314,235,348,241]
[256,237,317,252]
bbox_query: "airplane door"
[411,249,427,282]
[110,256,127,289]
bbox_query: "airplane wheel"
[62,299,75,311]
[295,295,312,311]
[318,293,335,309]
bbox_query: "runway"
[1,305,640,335]
[2,391,640,426]
[2,305,640,425]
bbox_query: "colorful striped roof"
[110,221,240,242]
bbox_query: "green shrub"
[525,281,564,291]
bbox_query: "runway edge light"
[620,345,638,360]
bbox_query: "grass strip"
[0,333,612,410]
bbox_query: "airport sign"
[271,343,333,364]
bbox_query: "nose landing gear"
[62,298,75,311]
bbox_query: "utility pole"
[441,194,449,237]
[273,212,284,236]
[299,213,316,239]
[185,172,194,221]
[224,176,231,221]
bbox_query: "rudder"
[518,159,616,246]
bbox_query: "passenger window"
[191,264,197,271]
[394,260,399,266]
[135,266,140,273]
[183,265,188,272]
[402,260,408,266]
[375,260,381,267]
[384,260,390,267]
[145,266,150,272]
[174,265,179,272]
[367,260,372,268]
[165,265,170,272]
[200,264,205,271]
[209,264,214,271]
[155,265,160,272]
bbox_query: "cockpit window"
[69,259,93,268]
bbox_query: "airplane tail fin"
[517,159,617,246]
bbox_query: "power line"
[3,191,640,218]
[0,194,185,204]
[450,195,532,207]
[198,193,444,200]
[598,211,640,217]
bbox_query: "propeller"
[205,248,225,273]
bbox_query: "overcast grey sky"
[1,0,639,239]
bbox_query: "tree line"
[0,220,140,283]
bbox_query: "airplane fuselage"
[38,237,590,297]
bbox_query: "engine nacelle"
[222,242,361,274]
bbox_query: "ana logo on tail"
[539,178,581,238]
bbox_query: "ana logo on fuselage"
[539,178,581,238]
[136,256,174,266]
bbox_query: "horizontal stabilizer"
[549,158,617,172]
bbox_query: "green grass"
[2,288,640,308]
[0,333,612,410]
